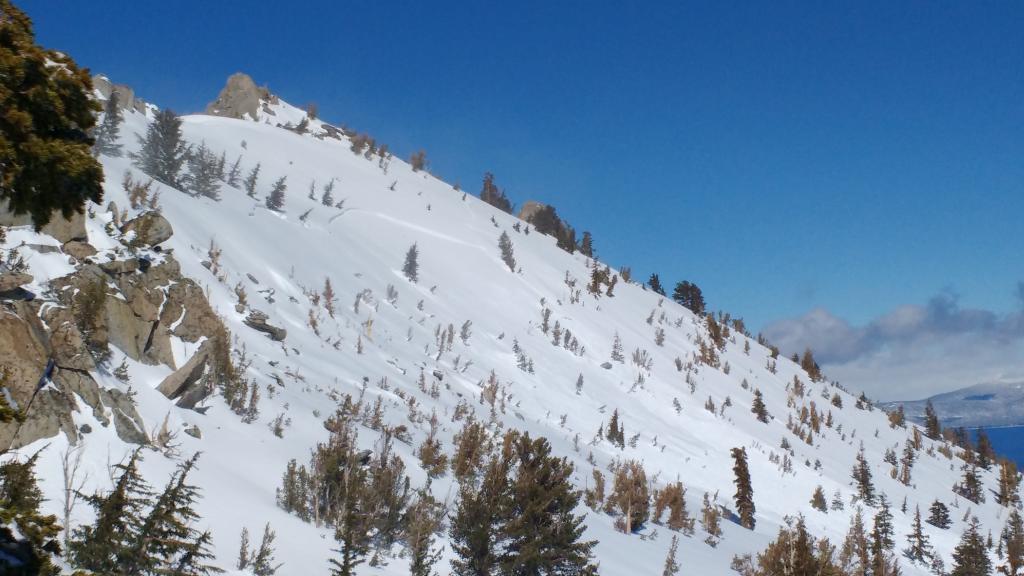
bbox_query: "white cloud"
[762,291,1024,401]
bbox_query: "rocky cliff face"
[204,72,277,121]
[92,75,149,115]
[0,204,226,449]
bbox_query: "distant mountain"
[886,380,1024,428]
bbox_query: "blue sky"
[23,1,1024,398]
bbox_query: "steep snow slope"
[14,88,1016,575]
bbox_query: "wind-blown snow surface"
[14,93,1015,575]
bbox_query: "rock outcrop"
[92,75,149,114]
[0,212,225,446]
[517,200,547,222]
[244,310,287,341]
[205,72,276,121]
[0,204,87,244]
[122,211,173,246]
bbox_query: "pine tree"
[751,389,769,423]
[0,0,104,229]
[754,515,823,576]
[580,231,594,257]
[976,428,996,470]
[403,243,419,283]
[951,518,992,576]
[999,460,1021,507]
[479,172,513,213]
[672,281,705,315]
[226,155,242,187]
[185,141,222,199]
[499,433,597,575]
[870,495,895,567]
[93,91,124,157]
[133,108,190,187]
[927,499,951,529]
[266,176,287,211]
[0,451,63,576]
[406,487,443,576]
[852,448,875,505]
[70,449,153,573]
[662,534,680,576]
[731,447,755,529]
[322,179,335,206]
[905,505,932,564]
[611,332,625,363]
[123,453,219,575]
[700,492,722,546]
[327,439,373,576]
[450,449,510,576]
[839,507,871,576]
[957,464,985,504]
[648,273,665,296]
[244,162,261,198]
[924,400,942,440]
[609,460,649,534]
[810,485,828,512]
[498,231,516,272]
[1000,510,1024,576]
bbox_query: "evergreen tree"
[479,172,512,213]
[321,179,335,206]
[957,464,985,504]
[93,91,124,157]
[754,515,824,576]
[976,428,996,470]
[406,487,443,576]
[403,243,419,283]
[328,443,373,576]
[609,460,649,534]
[0,0,104,228]
[70,449,153,573]
[450,448,511,576]
[671,281,705,315]
[870,495,895,568]
[751,389,769,423]
[810,486,828,512]
[731,447,755,530]
[266,176,287,211]
[580,231,594,258]
[226,155,242,187]
[999,459,1021,507]
[799,348,823,382]
[123,453,219,576]
[1000,510,1024,576]
[185,141,222,199]
[924,401,942,440]
[927,499,951,529]
[852,448,875,505]
[499,433,598,575]
[700,493,722,546]
[839,507,871,576]
[905,505,933,564]
[0,452,63,576]
[951,518,992,576]
[244,162,261,198]
[133,108,189,187]
[648,273,665,296]
[498,231,516,272]
[662,534,680,576]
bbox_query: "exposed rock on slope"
[205,72,276,121]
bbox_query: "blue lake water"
[972,426,1024,468]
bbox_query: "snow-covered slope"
[11,82,1018,575]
